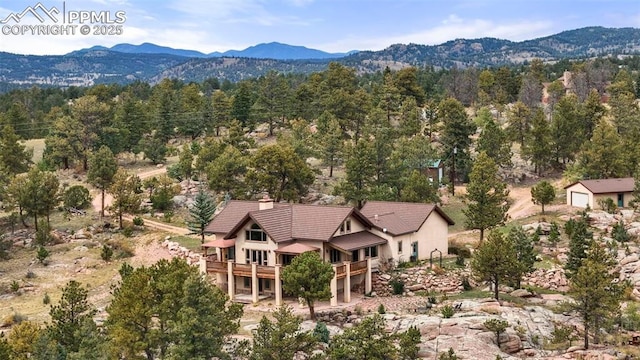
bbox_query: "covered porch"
[200,240,373,306]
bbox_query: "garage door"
[571,192,589,208]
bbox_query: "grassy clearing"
[441,197,467,233]
[170,235,202,252]
[23,138,45,164]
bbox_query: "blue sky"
[1,0,639,55]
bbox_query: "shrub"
[36,246,49,264]
[377,304,386,314]
[390,279,405,295]
[63,185,91,209]
[35,221,52,246]
[2,312,27,327]
[122,226,134,238]
[10,280,20,293]
[448,246,471,258]
[484,318,509,344]
[313,321,330,343]
[461,276,472,291]
[110,239,135,259]
[101,244,113,262]
[455,254,465,266]
[597,198,617,214]
[439,348,458,360]
[0,235,11,260]
[441,305,454,318]
[25,270,36,279]
[132,216,144,226]
[43,293,50,305]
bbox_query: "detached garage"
[565,177,634,209]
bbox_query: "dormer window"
[340,219,352,234]
[246,223,267,242]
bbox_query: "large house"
[199,197,454,306]
[565,177,634,209]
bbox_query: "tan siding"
[565,183,593,208]
[593,192,633,209]
[234,220,278,265]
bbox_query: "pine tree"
[522,108,551,175]
[87,146,118,218]
[564,214,593,278]
[507,227,536,288]
[548,222,561,251]
[570,244,622,349]
[188,187,217,243]
[250,306,318,360]
[49,280,97,353]
[281,251,333,320]
[471,230,518,300]
[463,152,510,242]
[531,180,555,214]
[476,108,512,168]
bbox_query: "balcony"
[205,255,368,280]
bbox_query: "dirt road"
[91,166,190,235]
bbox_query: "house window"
[329,248,341,263]
[243,277,250,288]
[340,220,352,234]
[246,223,267,242]
[226,247,236,261]
[246,249,268,265]
[364,245,378,259]
[398,241,403,254]
[351,250,360,262]
[282,254,295,265]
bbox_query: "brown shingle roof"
[204,201,259,235]
[330,231,387,251]
[221,204,374,243]
[360,201,454,236]
[565,178,634,194]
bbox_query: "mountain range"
[1,26,639,90]
[75,42,354,60]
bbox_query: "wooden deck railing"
[206,258,367,280]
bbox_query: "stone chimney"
[258,194,274,210]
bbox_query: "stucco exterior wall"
[593,192,633,208]
[233,220,279,265]
[565,183,594,208]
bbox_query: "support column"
[274,264,282,306]
[330,265,338,306]
[343,261,351,303]
[227,261,235,301]
[252,263,259,304]
[365,258,372,294]
[198,256,207,275]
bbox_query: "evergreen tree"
[334,141,375,208]
[401,170,440,204]
[250,306,318,360]
[506,101,531,147]
[231,81,255,128]
[439,98,475,183]
[471,230,518,300]
[48,280,97,353]
[564,214,593,278]
[522,107,551,175]
[87,146,118,218]
[612,219,630,243]
[253,70,291,136]
[188,187,216,243]
[531,180,555,215]
[108,169,142,229]
[551,94,584,165]
[570,244,623,349]
[281,251,333,320]
[578,119,625,179]
[210,90,232,136]
[548,222,561,250]
[205,145,248,199]
[0,124,32,176]
[315,111,344,178]
[476,108,512,168]
[463,152,510,242]
[246,144,315,202]
[507,227,536,289]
